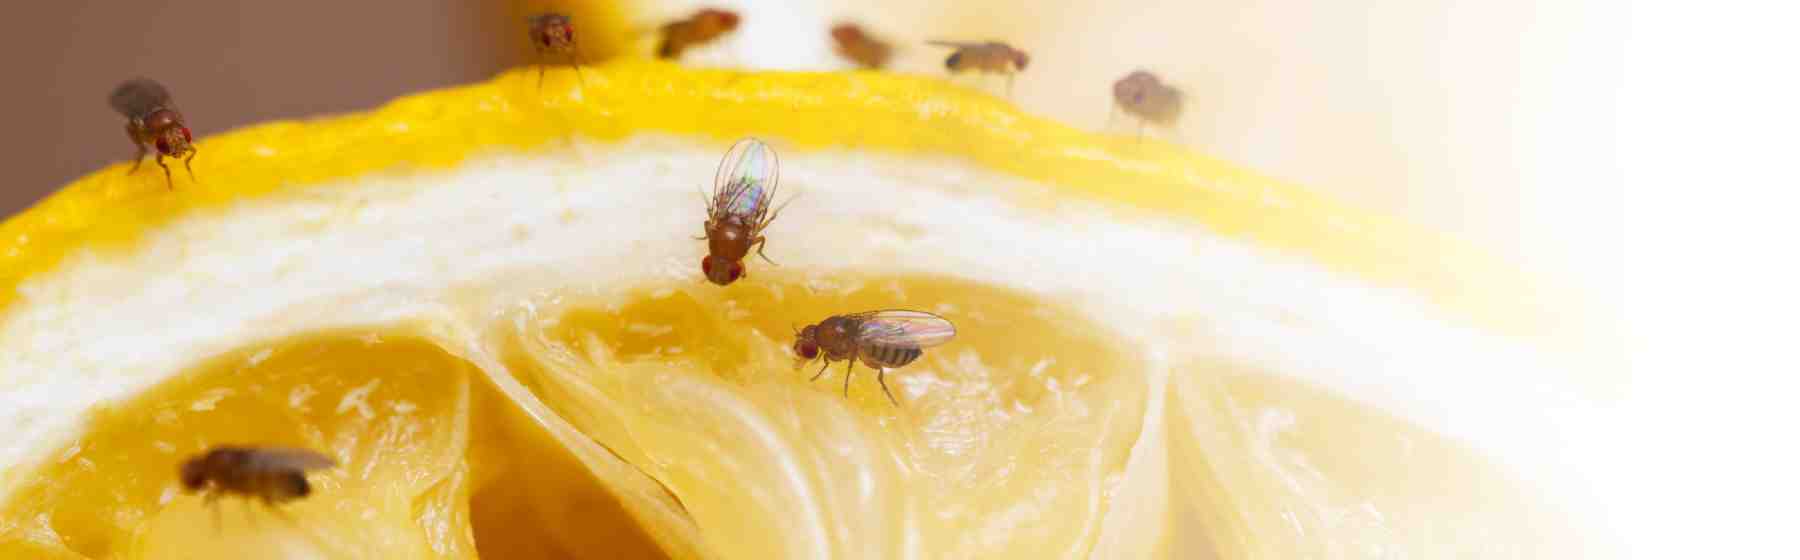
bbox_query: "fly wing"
[246,447,337,473]
[710,138,780,222]
[528,13,570,26]
[109,79,172,118]
[926,40,980,49]
[855,310,957,348]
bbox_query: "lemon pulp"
[0,334,667,559]
[1,273,1146,558]
[0,271,1583,558]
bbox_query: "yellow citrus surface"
[0,60,1550,339]
[0,62,1595,559]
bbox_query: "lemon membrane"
[0,64,1598,558]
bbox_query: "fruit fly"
[1111,70,1184,140]
[928,40,1030,97]
[109,78,195,190]
[657,8,740,59]
[179,445,335,527]
[700,138,790,286]
[831,23,893,70]
[794,310,958,406]
[528,13,585,90]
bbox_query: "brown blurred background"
[0,0,518,209]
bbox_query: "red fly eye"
[729,262,744,281]
[155,138,170,153]
[797,341,819,359]
[701,257,713,275]
[181,127,192,142]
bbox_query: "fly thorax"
[707,221,750,259]
[820,319,858,359]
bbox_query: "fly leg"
[755,191,799,236]
[239,498,259,529]
[128,144,146,173]
[155,153,174,190]
[877,368,898,407]
[810,358,832,382]
[205,492,222,533]
[571,51,588,85]
[262,496,300,528]
[183,147,199,183]
[842,359,856,397]
[534,46,548,92]
[752,236,777,265]
[125,123,145,173]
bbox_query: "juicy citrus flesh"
[0,270,1580,558]
[0,272,1147,558]
[1167,366,1591,558]
[0,334,666,559]
[511,272,1145,558]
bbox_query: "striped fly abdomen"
[863,344,923,369]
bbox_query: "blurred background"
[1,0,1622,342]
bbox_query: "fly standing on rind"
[109,78,196,190]
[793,310,959,406]
[1111,70,1184,141]
[700,138,791,286]
[657,9,741,60]
[831,23,893,70]
[528,13,585,90]
[927,40,1030,97]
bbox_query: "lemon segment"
[0,333,689,559]
[1166,363,1596,557]
[510,273,1145,557]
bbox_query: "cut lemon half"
[0,61,1598,559]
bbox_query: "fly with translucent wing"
[179,445,337,519]
[527,13,585,90]
[657,8,740,59]
[928,40,1031,97]
[699,138,791,286]
[794,310,958,406]
[831,23,893,70]
[109,78,196,190]
[1111,70,1183,141]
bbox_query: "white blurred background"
[636,0,1626,350]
